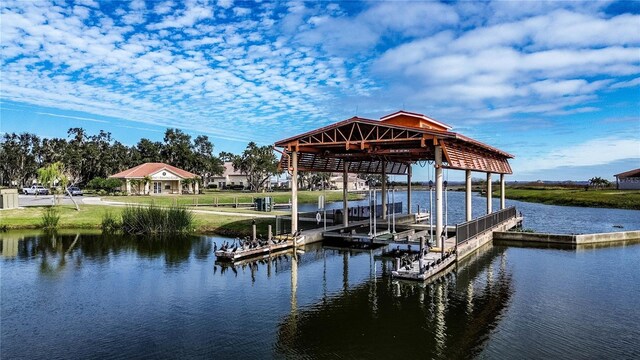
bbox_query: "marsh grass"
[40,206,60,230]
[121,206,194,235]
[101,211,120,234]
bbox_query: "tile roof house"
[109,162,199,195]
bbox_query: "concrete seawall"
[457,216,522,261]
[494,230,640,245]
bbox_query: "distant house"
[614,168,640,190]
[209,162,249,189]
[109,162,199,195]
[329,173,369,191]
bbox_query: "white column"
[435,146,443,249]
[465,169,472,221]
[144,181,150,195]
[500,173,506,210]
[178,180,182,195]
[486,172,492,214]
[342,162,349,226]
[407,164,412,214]
[126,179,131,195]
[291,151,298,233]
[381,161,387,220]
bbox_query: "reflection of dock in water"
[275,243,513,359]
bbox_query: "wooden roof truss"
[276,117,513,175]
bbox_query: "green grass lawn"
[495,188,640,210]
[0,204,280,237]
[102,190,363,207]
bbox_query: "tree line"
[0,128,279,191]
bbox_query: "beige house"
[329,173,369,191]
[209,162,250,189]
[110,162,199,195]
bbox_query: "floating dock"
[215,235,303,262]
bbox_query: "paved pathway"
[81,197,276,218]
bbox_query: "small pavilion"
[109,162,199,195]
[274,110,514,250]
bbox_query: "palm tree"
[38,162,80,211]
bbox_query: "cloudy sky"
[1,0,639,181]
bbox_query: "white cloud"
[515,137,640,173]
[35,112,110,123]
[0,0,638,157]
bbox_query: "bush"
[87,177,123,192]
[40,206,60,230]
[121,206,194,235]
[101,211,120,233]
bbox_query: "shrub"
[101,211,120,233]
[120,206,194,235]
[87,177,123,192]
[40,206,60,230]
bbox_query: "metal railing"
[456,206,517,245]
[275,202,403,235]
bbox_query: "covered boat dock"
[274,110,516,280]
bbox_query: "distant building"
[614,168,640,190]
[110,162,199,195]
[329,173,369,191]
[209,162,249,189]
[271,174,291,189]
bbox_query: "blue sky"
[1,0,639,181]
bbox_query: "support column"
[500,173,506,210]
[342,162,349,226]
[435,146,443,250]
[195,180,199,194]
[178,180,182,195]
[381,161,387,219]
[407,164,412,214]
[465,169,472,221]
[291,151,298,234]
[126,179,131,195]
[486,172,492,214]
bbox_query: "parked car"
[22,185,49,195]
[67,186,83,196]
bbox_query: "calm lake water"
[300,190,640,234]
[2,195,640,359]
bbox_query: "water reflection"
[3,232,636,359]
[275,245,513,359]
[1,231,210,270]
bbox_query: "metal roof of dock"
[274,111,514,175]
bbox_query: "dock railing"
[275,202,402,235]
[456,206,517,245]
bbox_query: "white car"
[22,185,49,195]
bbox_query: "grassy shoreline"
[495,188,640,210]
[0,205,278,237]
[0,190,364,237]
